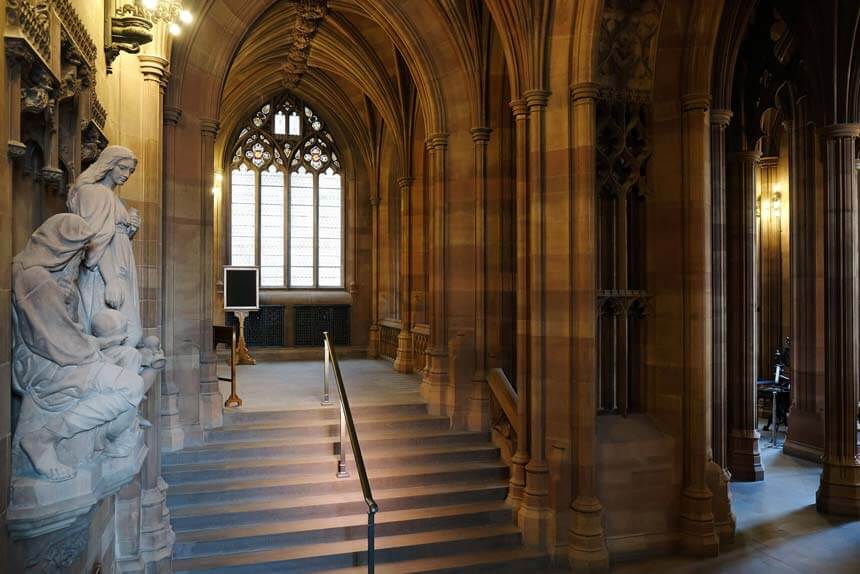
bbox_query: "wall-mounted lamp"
[771,191,782,217]
[106,1,194,72]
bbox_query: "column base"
[140,477,175,570]
[784,409,824,462]
[393,330,413,373]
[706,461,736,545]
[519,461,552,548]
[367,326,379,358]
[816,460,860,517]
[728,430,764,481]
[568,496,610,573]
[506,453,528,508]
[160,381,185,452]
[421,347,448,416]
[679,486,719,557]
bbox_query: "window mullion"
[313,172,319,288]
[284,169,289,288]
[255,168,261,268]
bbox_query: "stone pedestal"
[160,380,185,452]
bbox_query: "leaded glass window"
[228,95,343,289]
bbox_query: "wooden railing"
[487,368,519,464]
[378,318,400,361]
[411,323,429,372]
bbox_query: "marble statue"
[11,214,146,483]
[67,145,143,347]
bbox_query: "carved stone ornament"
[8,147,165,540]
[282,0,328,87]
[6,0,51,63]
[105,2,155,72]
[597,0,664,95]
[21,66,56,116]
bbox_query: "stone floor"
[219,358,860,573]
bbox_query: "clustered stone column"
[784,114,824,460]
[519,89,552,545]
[198,119,223,430]
[707,108,736,543]
[394,176,415,372]
[678,94,718,556]
[468,126,492,432]
[568,82,609,572]
[758,155,782,380]
[816,123,860,517]
[368,186,380,358]
[726,149,764,482]
[421,134,450,415]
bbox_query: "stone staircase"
[164,400,548,573]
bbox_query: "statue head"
[67,145,138,211]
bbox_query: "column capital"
[470,126,492,143]
[727,150,761,164]
[710,109,733,127]
[200,119,220,139]
[426,132,448,150]
[819,123,860,140]
[397,176,415,190]
[509,98,529,117]
[138,55,170,85]
[569,82,600,102]
[524,89,550,109]
[682,93,711,112]
[163,106,182,126]
[759,155,779,168]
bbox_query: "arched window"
[229,97,343,288]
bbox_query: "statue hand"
[105,281,125,309]
[127,210,141,233]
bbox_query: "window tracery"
[229,95,343,288]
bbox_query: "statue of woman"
[67,145,142,347]
[12,214,145,482]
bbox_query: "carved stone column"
[758,156,782,380]
[519,90,552,546]
[160,106,186,453]
[678,95,718,556]
[368,190,380,358]
[394,177,415,372]
[421,133,450,415]
[816,123,860,517]
[507,99,530,509]
[468,127,492,432]
[198,119,223,430]
[784,115,824,461]
[707,109,736,544]
[568,83,609,572]
[726,149,763,482]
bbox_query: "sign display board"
[223,266,260,311]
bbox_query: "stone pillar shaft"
[678,96,718,556]
[368,187,380,358]
[758,156,782,380]
[817,124,860,517]
[568,83,609,572]
[394,176,415,373]
[726,149,764,482]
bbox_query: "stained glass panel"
[231,166,255,266]
[260,165,284,286]
[290,168,314,287]
[274,111,286,135]
[288,112,301,136]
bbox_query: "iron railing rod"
[322,332,378,573]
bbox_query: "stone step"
[172,523,523,574]
[170,480,510,532]
[314,547,550,574]
[205,414,451,443]
[174,501,514,558]
[163,444,501,484]
[163,430,490,465]
[222,402,428,426]
[167,461,509,507]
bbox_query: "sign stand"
[234,310,256,365]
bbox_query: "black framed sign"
[223,266,260,311]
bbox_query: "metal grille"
[295,305,351,346]
[226,305,285,347]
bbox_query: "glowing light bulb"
[142,0,158,9]
[169,22,181,36]
[215,173,223,185]
[180,9,193,24]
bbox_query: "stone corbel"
[105,1,155,73]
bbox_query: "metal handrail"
[321,332,378,573]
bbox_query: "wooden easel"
[213,325,242,407]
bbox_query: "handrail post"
[322,333,332,406]
[337,403,349,478]
[368,511,375,574]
